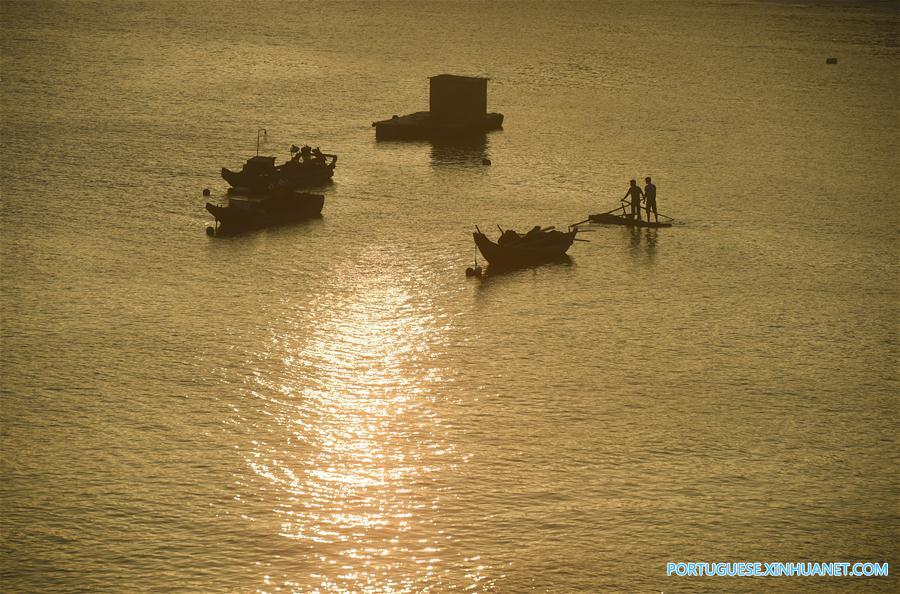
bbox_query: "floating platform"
[374,74,504,140]
[588,213,672,228]
[373,111,504,140]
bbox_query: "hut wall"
[429,75,487,122]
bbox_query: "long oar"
[572,202,626,228]
[573,238,591,242]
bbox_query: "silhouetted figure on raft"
[623,179,644,220]
[644,176,658,224]
[585,180,673,228]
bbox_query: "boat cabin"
[244,155,276,172]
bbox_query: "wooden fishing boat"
[205,190,324,235]
[221,148,336,193]
[588,212,672,228]
[473,226,577,267]
[221,131,337,193]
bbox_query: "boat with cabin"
[221,131,337,193]
[205,190,324,235]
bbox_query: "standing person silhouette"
[644,176,658,223]
[623,179,644,220]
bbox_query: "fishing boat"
[205,190,324,235]
[221,147,337,193]
[221,131,337,193]
[473,226,578,267]
[588,212,672,228]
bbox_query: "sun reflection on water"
[234,252,490,592]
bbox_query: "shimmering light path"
[228,250,493,591]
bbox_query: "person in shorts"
[643,176,658,223]
[623,179,644,220]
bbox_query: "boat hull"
[206,192,324,235]
[588,213,672,228]
[473,230,576,267]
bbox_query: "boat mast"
[256,128,267,156]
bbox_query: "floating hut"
[372,74,504,140]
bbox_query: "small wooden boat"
[206,190,324,235]
[473,226,577,267]
[588,212,672,228]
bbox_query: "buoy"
[465,267,475,277]
[206,226,215,236]
[482,158,491,166]
[826,57,838,64]
[202,188,211,196]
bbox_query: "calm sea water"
[2,1,898,592]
